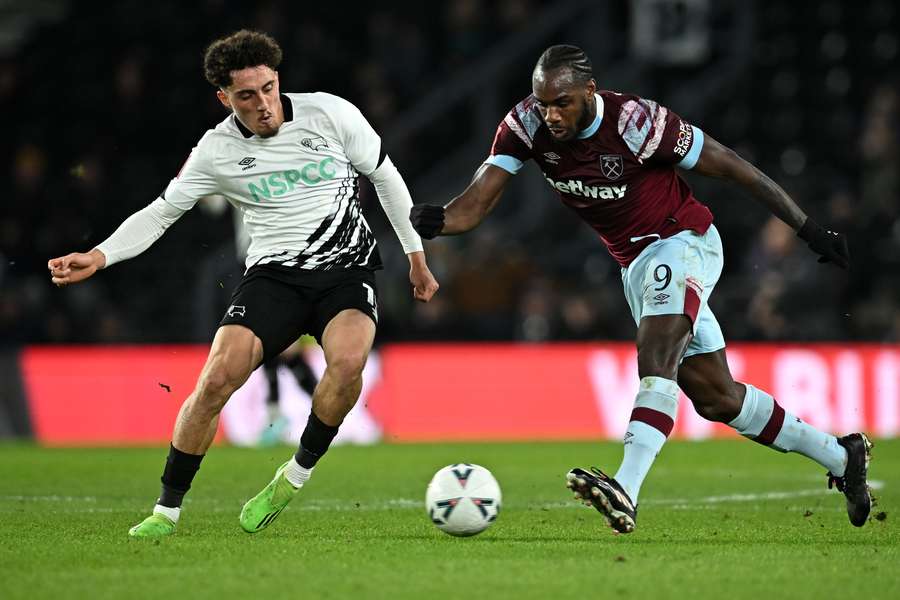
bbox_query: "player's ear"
[217,89,231,109]
[586,78,597,96]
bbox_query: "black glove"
[797,218,849,269]
[409,204,445,239]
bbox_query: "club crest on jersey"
[542,152,561,164]
[301,136,328,151]
[600,155,623,180]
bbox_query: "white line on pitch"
[0,480,885,513]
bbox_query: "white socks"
[611,379,848,505]
[729,384,847,476]
[153,504,180,523]
[284,457,313,488]
[614,376,679,503]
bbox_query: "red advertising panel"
[19,343,900,444]
[369,343,900,441]
[20,345,213,445]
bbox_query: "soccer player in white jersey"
[48,30,439,538]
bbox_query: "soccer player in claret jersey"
[410,45,872,534]
[48,30,439,538]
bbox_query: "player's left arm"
[691,135,849,268]
[333,95,439,302]
[367,155,439,302]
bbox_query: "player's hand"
[797,218,849,269]
[410,204,445,239]
[47,250,106,287]
[408,252,439,302]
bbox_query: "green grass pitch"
[1,440,897,599]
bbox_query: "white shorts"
[621,225,726,358]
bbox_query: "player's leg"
[678,349,873,526]
[129,324,262,538]
[619,313,691,490]
[240,310,375,533]
[568,314,689,533]
[131,266,306,538]
[241,270,378,533]
[568,228,723,533]
[283,340,320,397]
[263,357,280,408]
[568,272,693,532]
[258,355,290,446]
[172,325,263,453]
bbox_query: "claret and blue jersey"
[486,91,715,267]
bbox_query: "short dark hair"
[203,30,283,88]
[535,44,593,84]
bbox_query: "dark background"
[1,0,897,346]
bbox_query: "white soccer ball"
[426,463,502,537]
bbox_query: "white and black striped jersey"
[163,92,391,271]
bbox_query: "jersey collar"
[233,94,294,138]
[576,93,604,139]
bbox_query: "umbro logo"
[238,157,257,171]
[543,152,560,164]
[652,292,670,305]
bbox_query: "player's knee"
[688,383,742,423]
[196,362,247,405]
[325,350,367,383]
[636,343,681,379]
[691,396,729,422]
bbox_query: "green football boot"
[128,513,176,538]
[240,461,300,533]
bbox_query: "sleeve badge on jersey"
[301,136,329,151]
[618,99,668,163]
[600,155,624,180]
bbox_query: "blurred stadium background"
[0,0,898,445]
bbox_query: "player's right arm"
[412,163,512,237]
[410,107,527,238]
[48,136,219,287]
[47,198,186,286]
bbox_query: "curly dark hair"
[203,30,283,88]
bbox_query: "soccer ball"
[426,463,501,537]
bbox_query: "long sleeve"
[94,197,187,267]
[367,156,423,254]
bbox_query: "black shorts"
[219,264,378,362]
